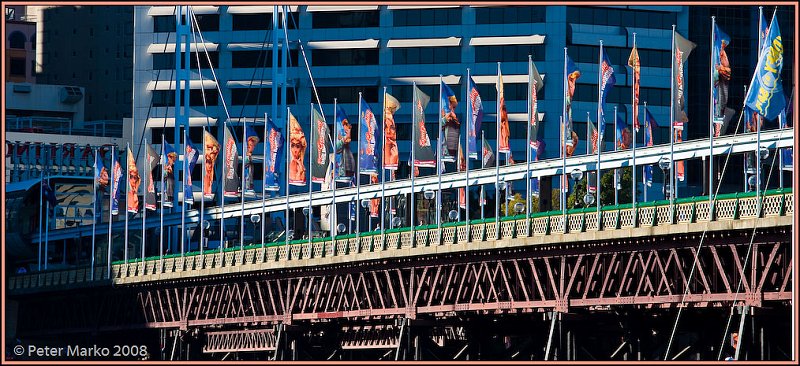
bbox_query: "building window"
[152,90,175,107]
[475,6,546,24]
[569,45,669,69]
[232,13,272,30]
[393,8,461,26]
[313,49,378,66]
[153,15,176,33]
[231,87,295,105]
[392,47,461,64]
[474,45,546,63]
[194,14,220,31]
[152,51,219,70]
[389,85,440,105]
[231,50,299,68]
[566,7,675,29]
[312,10,379,29]
[9,31,26,49]
[9,57,24,76]
[189,89,218,106]
[315,86,379,104]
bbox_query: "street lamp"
[583,193,595,207]
[302,207,310,239]
[392,217,402,229]
[202,220,211,250]
[250,214,260,245]
[448,210,458,222]
[360,199,370,232]
[658,157,671,200]
[337,223,346,234]
[570,169,584,208]
[423,190,435,226]
[514,202,524,215]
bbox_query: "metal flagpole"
[562,47,568,215]
[160,137,165,268]
[220,119,226,253]
[643,102,648,204]
[181,131,186,257]
[756,92,762,217]
[125,142,130,262]
[597,41,603,216]
[262,113,268,247]
[614,106,618,207]
[381,87,387,243]
[241,118,247,251]
[331,100,337,251]
[779,113,784,188]
[743,85,748,193]
[200,126,205,253]
[465,68,471,241]
[91,148,97,279]
[670,24,676,221]
[286,106,291,248]
[631,34,638,215]
[411,82,417,243]
[309,103,314,246]
[597,112,602,220]
[44,173,50,269]
[526,57,532,223]
[356,95,362,243]
[142,138,147,262]
[495,62,501,234]
[481,131,486,222]
[38,167,43,271]
[709,18,715,207]
[107,147,114,277]
[437,75,443,244]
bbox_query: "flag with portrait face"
[440,81,459,162]
[243,125,259,196]
[359,96,381,176]
[161,142,176,207]
[311,108,331,184]
[202,130,219,199]
[467,76,483,159]
[126,147,140,214]
[264,117,284,191]
[111,152,123,215]
[627,45,640,131]
[223,126,240,197]
[145,143,160,210]
[185,135,200,204]
[288,112,308,187]
[335,105,355,182]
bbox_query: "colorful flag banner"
[161,142,176,207]
[223,126,240,197]
[145,143,160,210]
[320,156,335,232]
[600,48,617,127]
[383,93,401,170]
[413,85,436,167]
[264,117,284,191]
[457,141,466,209]
[482,134,495,168]
[311,108,331,184]
[127,148,140,214]
[95,153,109,191]
[497,69,510,154]
[185,136,200,204]
[243,125,260,196]
[202,130,219,199]
[643,108,657,186]
[335,105,356,182]
[587,116,598,194]
[110,151,123,215]
[288,112,308,187]
[745,15,786,120]
[529,59,544,150]
[616,113,632,150]
[675,122,685,181]
[369,174,380,219]
[440,81,459,162]
[41,178,57,209]
[467,76,483,159]
[565,55,581,149]
[712,23,732,127]
[673,32,697,125]
[628,45,640,131]
[359,96,381,176]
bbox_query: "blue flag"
[440,81,458,162]
[41,178,57,209]
[359,95,380,176]
[712,23,731,121]
[110,152,123,215]
[264,117,285,191]
[745,14,786,120]
[466,76,483,159]
[599,48,616,125]
[615,113,630,150]
[184,135,199,205]
[335,105,355,183]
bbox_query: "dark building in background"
[31,5,134,122]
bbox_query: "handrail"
[8,190,793,291]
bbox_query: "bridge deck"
[8,189,793,292]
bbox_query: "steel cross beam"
[35,129,793,243]
[14,234,791,337]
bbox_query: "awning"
[147,79,217,91]
[147,6,218,16]
[388,76,461,85]
[387,37,461,48]
[306,39,380,49]
[226,6,298,14]
[306,6,379,12]
[147,43,218,54]
[469,35,546,46]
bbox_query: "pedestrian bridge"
[7,188,793,292]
